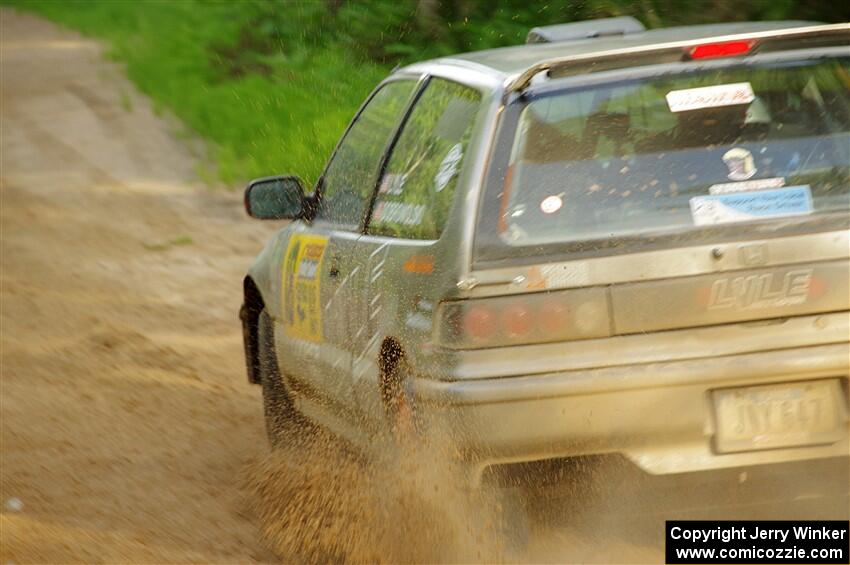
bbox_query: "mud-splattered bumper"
[412,342,850,475]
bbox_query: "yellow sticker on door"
[281,234,328,342]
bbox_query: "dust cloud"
[3,7,845,565]
[246,423,670,563]
[248,422,512,563]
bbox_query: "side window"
[315,80,417,227]
[368,78,482,240]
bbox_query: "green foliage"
[6,0,848,186]
[371,79,481,240]
[6,0,385,185]
[318,80,418,226]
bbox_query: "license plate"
[713,379,847,454]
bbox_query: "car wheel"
[382,356,530,551]
[380,355,419,447]
[257,308,296,447]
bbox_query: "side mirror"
[244,176,305,220]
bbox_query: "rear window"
[482,56,849,259]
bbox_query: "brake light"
[463,304,498,342]
[688,40,754,60]
[440,289,610,349]
[539,300,569,333]
[502,303,533,338]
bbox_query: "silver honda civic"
[240,17,850,517]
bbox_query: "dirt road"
[1,9,279,562]
[0,10,672,564]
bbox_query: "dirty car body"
[241,19,850,501]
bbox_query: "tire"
[257,309,295,447]
[380,355,419,446]
[383,354,531,551]
[381,356,530,550]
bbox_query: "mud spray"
[247,419,522,563]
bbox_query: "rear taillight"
[502,303,533,338]
[539,299,569,334]
[463,304,498,342]
[439,289,610,349]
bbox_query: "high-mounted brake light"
[688,40,754,60]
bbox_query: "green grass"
[7,0,847,187]
[142,234,194,252]
[6,0,388,186]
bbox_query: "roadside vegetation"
[8,0,849,186]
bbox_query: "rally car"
[240,17,849,510]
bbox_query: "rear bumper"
[497,455,849,522]
[412,342,850,475]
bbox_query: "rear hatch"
[451,48,849,350]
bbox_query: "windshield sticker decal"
[540,194,563,214]
[541,262,590,289]
[689,185,812,226]
[379,173,407,195]
[434,143,463,192]
[666,82,754,113]
[710,177,785,195]
[722,147,757,180]
[373,201,426,226]
[523,263,590,290]
[282,234,328,342]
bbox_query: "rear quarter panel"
[349,69,506,429]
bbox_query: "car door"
[276,78,418,424]
[347,77,484,426]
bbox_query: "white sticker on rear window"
[540,194,563,214]
[666,82,755,113]
[709,177,785,195]
[690,185,812,226]
[722,147,757,180]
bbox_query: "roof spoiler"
[526,16,645,44]
[510,23,850,92]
